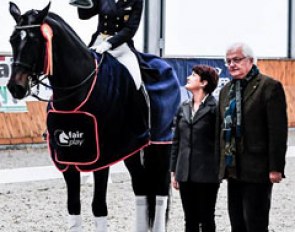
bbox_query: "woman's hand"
[171,172,179,190]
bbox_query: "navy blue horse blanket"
[47,52,180,172]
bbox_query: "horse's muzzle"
[7,81,28,99]
[7,69,30,99]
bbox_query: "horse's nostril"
[7,83,27,99]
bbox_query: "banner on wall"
[0,56,52,112]
[165,58,231,102]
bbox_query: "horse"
[7,2,180,232]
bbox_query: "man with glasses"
[218,42,288,232]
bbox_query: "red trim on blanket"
[75,141,150,172]
[73,60,98,111]
[50,59,98,112]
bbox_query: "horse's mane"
[44,12,88,49]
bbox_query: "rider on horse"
[70,0,143,90]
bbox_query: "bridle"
[12,23,104,103]
[13,24,42,73]
[30,62,101,103]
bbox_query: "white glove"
[94,41,112,54]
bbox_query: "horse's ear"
[35,1,51,23]
[9,2,21,23]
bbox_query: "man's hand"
[269,171,283,183]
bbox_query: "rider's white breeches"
[92,35,142,90]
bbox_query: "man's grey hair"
[225,42,257,64]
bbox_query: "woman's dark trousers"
[179,181,219,232]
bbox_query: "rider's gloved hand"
[94,41,112,54]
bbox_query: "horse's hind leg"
[62,166,82,231]
[124,144,171,232]
[92,167,109,232]
[124,151,149,232]
[124,151,148,195]
[144,144,171,232]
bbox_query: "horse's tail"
[147,193,155,227]
[147,188,171,230]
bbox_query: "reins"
[15,24,41,29]
[31,53,104,103]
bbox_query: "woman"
[170,65,220,232]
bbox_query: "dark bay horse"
[7,2,180,232]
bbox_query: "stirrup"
[69,0,94,9]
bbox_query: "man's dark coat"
[218,73,288,183]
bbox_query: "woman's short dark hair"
[192,64,219,94]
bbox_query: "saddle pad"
[47,110,99,165]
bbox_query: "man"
[218,42,288,232]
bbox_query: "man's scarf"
[223,65,259,168]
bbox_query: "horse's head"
[7,2,50,99]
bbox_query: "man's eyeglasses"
[225,57,248,66]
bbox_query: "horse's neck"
[50,36,95,110]
[53,44,94,81]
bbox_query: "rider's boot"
[68,215,83,232]
[94,216,108,232]
[134,196,149,232]
[152,196,168,232]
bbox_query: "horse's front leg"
[92,167,110,232]
[62,166,82,232]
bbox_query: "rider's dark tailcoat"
[77,0,143,49]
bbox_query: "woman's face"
[185,71,206,92]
